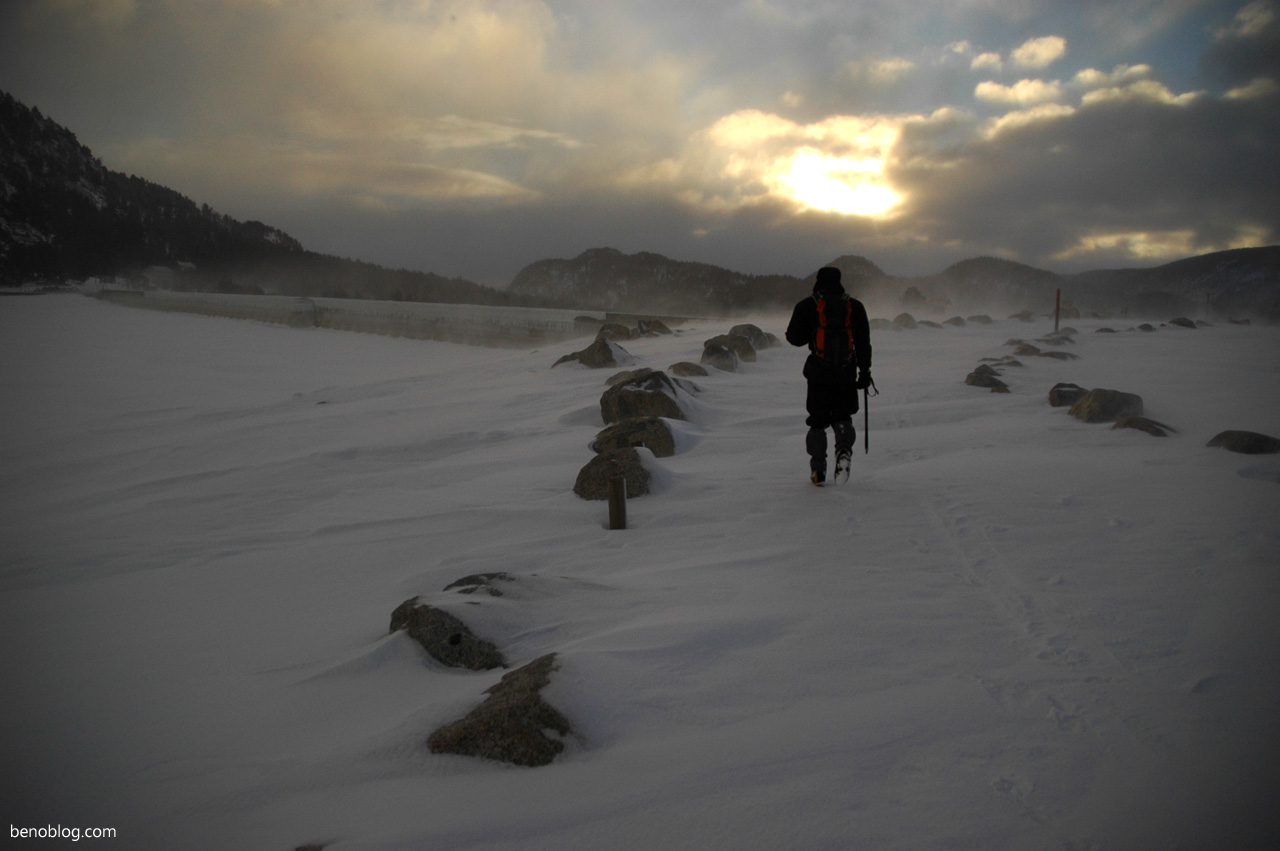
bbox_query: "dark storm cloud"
[1200,0,1280,85]
[890,82,1280,269]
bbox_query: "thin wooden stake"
[1054,288,1061,333]
[607,477,627,530]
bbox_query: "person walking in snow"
[785,266,873,486]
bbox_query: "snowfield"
[2,294,1279,850]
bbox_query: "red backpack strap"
[814,296,828,357]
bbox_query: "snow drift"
[1,295,1278,850]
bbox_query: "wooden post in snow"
[1054,289,1061,333]
[607,477,627,530]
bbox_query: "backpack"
[813,295,855,369]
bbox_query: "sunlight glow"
[1053,229,1199,261]
[774,149,901,216]
[620,109,909,218]
[1054,225,1271,262]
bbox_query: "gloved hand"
[856,368,872,390]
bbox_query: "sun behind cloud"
[774,148,901,216]
[652,110,907,219]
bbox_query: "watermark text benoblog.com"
[11,824,117,842]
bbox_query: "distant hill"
[0,90,304,285]
[508,247,806,315]
[897,256,1065,315]
[509,246,1280,319]
[4,89,1276,319]
[0,89,510,306]
[1065,246,1280,319]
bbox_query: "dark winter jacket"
[785,280,872,384]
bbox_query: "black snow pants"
[805,378,858,474]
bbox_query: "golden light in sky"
[774,148,902,216]
[686,110,907,219]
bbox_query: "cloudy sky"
[2,0,1278,285]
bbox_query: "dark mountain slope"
[508,247,806,315]
[1,90,302,285]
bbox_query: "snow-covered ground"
[2,294,1278,850]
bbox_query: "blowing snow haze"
[0,0,1277,287]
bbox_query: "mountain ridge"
[3,89,1277,319]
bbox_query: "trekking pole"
[864,378,878,454]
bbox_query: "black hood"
[814,266,845,297]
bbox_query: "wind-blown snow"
[2,295,1278,850]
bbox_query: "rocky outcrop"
[965,364,1009,391]
[599,369,686,424]
[1113,416,1176,437]
[595,323,633,341]
[1069,389,1144,423]
[728,324,778,350]
[427,653,571,767]
[443,573,515,597]
[701,342,738,372]
[1048,383,1088,407]
[605,367,657,387]
[635,318,673,336]
[573,447,651,500]
[591,417,677,458]
[669,361,708,377]
[705,333,757,363]
[967,377,1010,392]
[389,600,506,670]
[893,312,917,329]
[1206,430,1280,454]
[553,339,634,369]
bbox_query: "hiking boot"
[811,469,826,487]
[835,452,851,484]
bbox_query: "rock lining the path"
[427,653,571,767]
[1207,430,1280,454]
[389,600,506,670]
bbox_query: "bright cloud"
[1052,224,1272,264]
[980,103,1076,139]
[777,149,901,216]
[971,52,1003,71]
[106,134,540,211]
[1053,230,1199,261]
[1072,64,1153,91]
[656,110,907,218]
[1225,77,1280,99]
[1080,79,1201,107]
[975,78,1065,106]
[1047,227,1270,263]
[1011,36,1067,69]
[868,58,917,83]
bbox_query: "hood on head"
[814,266,845,297]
